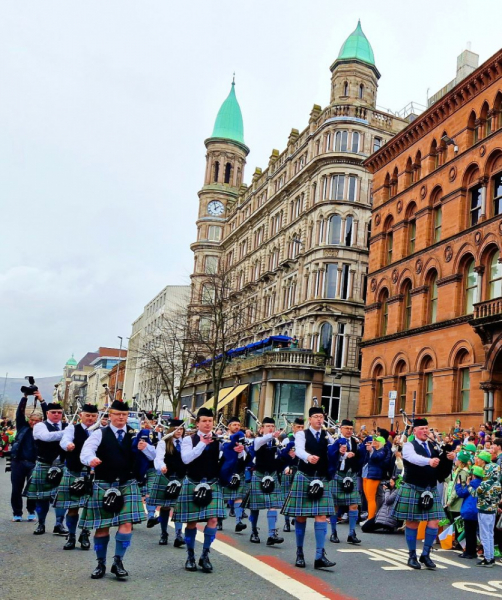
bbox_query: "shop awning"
[200,384,248,412]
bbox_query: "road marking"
[338,548,411,570]
[381,548,446,569]
[452,581,502,597]
[338,547,470,571]
[168,523,353,600]
[391,548,470,569]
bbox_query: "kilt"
[246,471,283,511]
[79,479,146,530]
[392,483,445,522]
[282,472,335,517]
[24,462,59,500]
[330,473,361,507]
[222,479,247,502]
[173,477,225,523]
[53,468,89,509]
[141,468,157,497]
[147,472,178,509]
[281,469,295,497]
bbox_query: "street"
[0,465,501,600]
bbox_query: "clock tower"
[190,80,249,304]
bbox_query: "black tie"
[316,431,320,442]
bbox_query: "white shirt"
[80,424,128,466]
[155,438,184,471]
[33,420,65,442]
[295,427,334,463]
[254,433,275,451]
[402,440,432,467]
[60,423,90,450]
[180,430,209,465]
[139,439,157,461]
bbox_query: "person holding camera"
[361,436,387,521]
[10,391,46,522]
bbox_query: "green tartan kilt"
[330,473,361,507]
[173,477,225,523]
[391,483,445,522]
[147,472,179,508]
[141,468,157,497]
[53,468,89,509]
[222,479,247,502]
[246,471,284,511]
[78,479,146,530]
[24,462,59,500]
[282,472,335,517]
[281,470,295,496]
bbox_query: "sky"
[1,0,501,378]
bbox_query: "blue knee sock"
[349,509,358,536]
[405,526,418,552]
[147,504,156,519]
[114,532,132,559]
[175,522,183,535]
[229,499,235,510]
[329,515,338,534]
[295,519,306,548]
[185,527,197,550]
[35,500,50,525]
[159,510,169,534]
[250,509,259,531]
[54,507,66,526]
[203,525,217,549]
[65,513,79,535]
[94,535,110,561]
[235,501,243,523]
[423,527,438,555]
[267,510,278,537]
[314,521,327,559]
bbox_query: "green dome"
[66,354,77,367]
[337,20,375,66]
[211,82,245,145]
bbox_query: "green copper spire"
[211,79,245,145]
[66,354,77,367]
[337,20,375,66]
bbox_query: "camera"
[20,376,38,396]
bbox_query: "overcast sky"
[1,0,501,378]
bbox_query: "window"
[380,290,389,336]
[402,282,412,331]
[359,84,364,99]
[433,206,442,243]
[224,162,232,184]
[199,317,211,339]
[253,261,261,280]
[352,132,360,153]
[399,375,407,412]
[348,176,357,201]
[345,216,353,246]
[373,137,382,153]
[213,161,219,182]
[201,284,215,304]
[321,384,341,422]
[464,259,477,313]
[205,255,219,274]
[408,219,416,254]
[273,383,307,423]
[386,231,393,265]
[326,133,332,152]
[334,323,346,368]
[331,175,345,199]
[343,81,348,96]
[328,214,341,244]
[325,263,338,298]
[460,368,470,412]
[375,378,383,414]
[429,272,438,324]
[493,173,502,216]
[319,322,333,355]
[335,131,348,152]
[208,225,222,241]
[489,252,502,299]
[469,184,482,226]
[424,373,433,413]
[322,177,329,199]
[340,264,350,299]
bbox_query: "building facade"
[358,49,502,431]
[185,23,409,424]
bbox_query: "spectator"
[361,477,399,533]
[475,451,501,567]
[455,466,483,559]
[361,436,387,520]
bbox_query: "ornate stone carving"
[392,269,399,284]
[323,249,339,258]
[449,166,457,182]
[397,200,403,213]
[480,144,486,157]
[474,231,482,245]
[420,185,427,199]
[415,258,423,274]
[370,278,377,292]
[444,245,453,262]
[375,213,381,226]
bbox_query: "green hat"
[408,434,415,442]
[477,451,492,463]
[471,466,486,478]
[464,443,477,454]
[374,436,386,445]
[457,451,472,464]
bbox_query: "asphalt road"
[0,462,501,600]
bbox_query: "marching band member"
[247,417,284,546]
[25,401,68,536]
[55,402,99,550]
[132,412,159,528]
[392,417,454,570]
[282,407,336,569]
[174,407,226,573]
[327,419,361,544]
[279,417,304,532]
[220,416,248,533]
[80,400,146,580]
[151,419,187,547]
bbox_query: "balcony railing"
[474,297,502,319]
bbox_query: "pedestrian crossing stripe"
[337,548,471,571]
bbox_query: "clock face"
[207,200,224,216]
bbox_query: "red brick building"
[358,49,502,431]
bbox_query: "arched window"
[420,356,434,413]
[480,102,490,138]
[385,219,394,265]
[489,251,502,299]
[412,151,422,182]
[390,167,398,196]
[213,161,220,182]
[359,84,364,99]
[396,361,407,412]
[380,289,389,336]
[493,170,502,216]
[457,351,471,412]
[433,205,442,243]
[224,162,232,184]
[469,183,482,226]
[406,203,417,255]
[345,216,353,246]
[468,111,478,145]
[374,365,383,414]
[430,139,438,170]
[328,214,342,244]
[402,280,412,331]
[343,81,349,96]
[319,322,333,356]
[405,157,413,188]
[464,258,478,313]
[335,131,348,152]
[352,131,360,153]
[428,271,438,324]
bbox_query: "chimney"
[456,46,479,84]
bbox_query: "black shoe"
[419,553,436,570]
[185,548,197,572]
[53,524,69,536]
[79,529,91,551]
[458,552,476,559]
[235,521,247,532]
[217,518,223,531]
[159,533,168,545]
[314,549,336,570]
[266,531,284,546]
[198,548,213,573]
[110,556,128,579]
[407,551,421,570]
[229,508,236,517]
[295,547,306,568]
[250,529,260,544]
[91,558,106,579]
[283,522,291,532]
[33,524,45,535]
[347,534,361,545]
[330,532,340,543]
[63,534,76,550]
[173,532,185,548]
[477,558,495,567]
[146,517,158,529]
[291,518,295,526]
